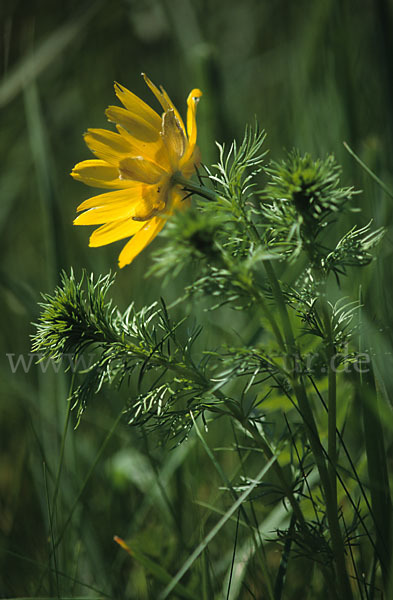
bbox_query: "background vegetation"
[1,0,393,597]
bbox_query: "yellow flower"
[71,74,202,268]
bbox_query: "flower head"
[71,74,202,267]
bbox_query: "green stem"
[310,262,338,520]
[51,373,75,514]
[242,420,307,530]
[241,395,339,600]
[169,176,351,596]
[361,369,392,587]
[58,408,123,544]
[328,363,337,502]
[253,288,286,352]
[263,259,353,600]
[192,414,276,600]
[320,300,338,506]
[264,260,295,360]
[174,174,287,352]
[34,407,124,596]
[172,172,219,202]
[208,384,305,529]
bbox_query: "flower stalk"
[263,259,353,600]
[172,172,219,203]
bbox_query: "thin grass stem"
[34,407,124,596]
[262,259,354,600]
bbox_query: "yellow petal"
[114,82,161,129]
[119,156,167,184]
[75,188,144,224]
[132,182,169,221]
[142,73,186,134]
[118,216,166,268]
[186,89,202,149]
[84,129,134,165]
[116,125,171,170]
[181,145,201,180]
[89,218,144,247]
[180,89,202,168]
[75,204,133,225]
[142,73,171,112]
[106,106,160,142]
[71,159,132,189]
[76,186,142,212]
[160,87,187,134]
[161,110,186,167]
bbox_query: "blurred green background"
[1,0,393,597]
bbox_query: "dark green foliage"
[32,270,119,359]
[150,206,224,278]
[32,127,385,448]
[261,151,358,262]
[326,221,385,272]
[3,1,393,597]
[265,151,354,221]
[31,126,389,598]
[33,271,230,434]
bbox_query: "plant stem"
[263,259,353,600]
[263,261,295,359]
[164,175,351,596]
[253,288,286,352]
[174,174,287,352]
[360,369,392,587]
[320,299,338,507]
[172,172,219,202]
[242,420,308,530]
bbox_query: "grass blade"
[343,141,393,200]
[114,537,199,600]
[158,455,277,599]
[0,2,102,108]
